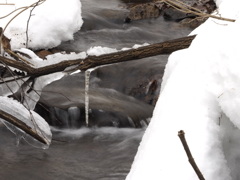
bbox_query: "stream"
[0,0,192,179]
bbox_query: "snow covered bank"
[126,0,240,180]
[0,0,83,50]
[0,0,83,148]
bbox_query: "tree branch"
[178,130,205,180]
[0,109,47,144]
[0,35,196,77]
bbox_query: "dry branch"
[0,109,47,144]
[164,0,235,22]
[0,35,196,77]
[178,130,205,180]
[0,36,196,143]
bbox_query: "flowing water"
[0,0,192,179]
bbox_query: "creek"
[0,0,192,179]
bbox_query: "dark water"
[0,0,192,179]
[0,126,144,180]
[42,0,192,128]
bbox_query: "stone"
[126,3,160,21]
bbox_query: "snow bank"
[0,0,83,148]
[126,1,240,180]
[0,0,83,50]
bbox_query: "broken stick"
[178,130,205,180]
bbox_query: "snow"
[0,0,83,50]
[87,46,118,56]
[0,3,240,180]
[0,96,52,147]
[126,0,240,180]
[15,48,87,68]
[0,0,83,148]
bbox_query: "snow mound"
[0,0,83,50]
[126,0,240,180]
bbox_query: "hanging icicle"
[85,70,91,127]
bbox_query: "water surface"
[0,0,193,179]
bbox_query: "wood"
[0,109,47,144]
[0,27,11,51]
[0,3,15,5]
[178,130,205,180]
[0,36,196,141]
[0,35,196,77]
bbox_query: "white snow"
[126,0,240,180]
[87,46,118,56]
[0,0,83,50]
[132,42,149,49]
[15,48,87,68]
[0,96,52,147]
[0,0,83,147]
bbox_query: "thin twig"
[0,0,46,53]
[163,0,235,22]
[178,130,205,180]
[0,60,49,144]
[26,0,41,48]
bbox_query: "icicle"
[85,70,91,127]
[15,133,22,147]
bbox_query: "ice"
[23,72,65,110]
[0,76,29,96]
[85,70,91,127]
[0,96,52,147]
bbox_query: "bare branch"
[26,0,41,48]
[178,130,205,180]
[0,35,196,77]
[0,109,47,144]
[164,0,235,22]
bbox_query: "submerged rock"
[126,3,160,21]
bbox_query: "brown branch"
[0,35,196,77]
[0,109,47,144]
[26,0,41,48]
[178,130,205,180]
[164,0,235,22]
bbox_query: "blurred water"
[0,126,144,180]
[59,0,192,52]
[0,0,193,179]
[43,0,192,128]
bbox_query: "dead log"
[0,109,47,144]
[0,35,196,77]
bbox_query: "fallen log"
[0,35,196,77]
[0,35,196,143]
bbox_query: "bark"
[0,35,196,77]
[0,109,47,144]
[178,130,205,180]
[0,35,196,143]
